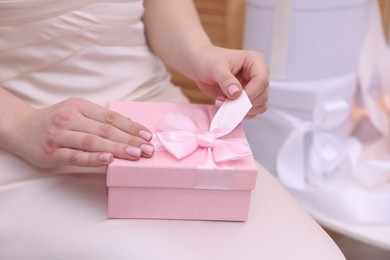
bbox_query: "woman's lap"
[0,150,345,260]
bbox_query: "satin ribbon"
[154,92,253,165]
[273,99,390,223]
[276,97,390,188]
[276,99,354,190]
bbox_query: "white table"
[0,150,345,259]
[294,192,390,251]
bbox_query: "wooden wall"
[379,0,390,43]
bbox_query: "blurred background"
[168,0,390,259]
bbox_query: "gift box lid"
[107,101,258,191]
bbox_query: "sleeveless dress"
[0,0,188,108]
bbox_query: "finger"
[53,148,114,167]
[246,103,268,118]
[209,63,243,100]
[214,97,226,108]
[244,90,268,118]
[69,114,149,147]
[244,114,257,120]
[57,131,155,160]
[67,97,153,141]
[242,54,269,101]
[244,76,269,103]
[248,87,269,109]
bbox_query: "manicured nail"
[139,129,153,141]
[215,99,224,107]
[125,146,142,157]
[99,153,113,163]
[140,144,155,156]
[228,84,240,96]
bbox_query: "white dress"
[0,0,188,108]
[0,1,345,259]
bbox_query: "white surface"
[0,151,345,259]
[303,201,390,251]
[290,136,390,251]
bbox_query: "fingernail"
[228,85,240,96]
[139,129,153,141]
[126,146,142,157]
[215,99,224,107]
[140,144,155,156]
[99,153,113,163]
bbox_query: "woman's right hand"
[9,97,155,168]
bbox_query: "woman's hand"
[190,45,269,118]
[10,97,154,168]
[143,0,269,117]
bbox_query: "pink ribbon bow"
[155,92,253,163]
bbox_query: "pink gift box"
[107,101,258,221]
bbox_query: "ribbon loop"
[155,92,253,164]
[309,132,346,176]
[277,98,353,189]
[197,133,215,148]
[313,99,350,129]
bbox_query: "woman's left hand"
[190,45,269,118]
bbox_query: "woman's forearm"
[0,87,35,154]
[143,0,212,79]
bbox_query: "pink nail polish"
[215,99,224,107]
[126,146,142,157]
[139,129,153,141]
[228,85,240,96]
[140,144,154,156]
[99,153,113,162]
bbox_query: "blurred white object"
[244,0,373,80]
[305,0,390,247]
[244,0,390,250]
[243,73,357,175]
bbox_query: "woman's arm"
[0,87,34,156]
[143,0,269,117]
[143,0,211,79]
